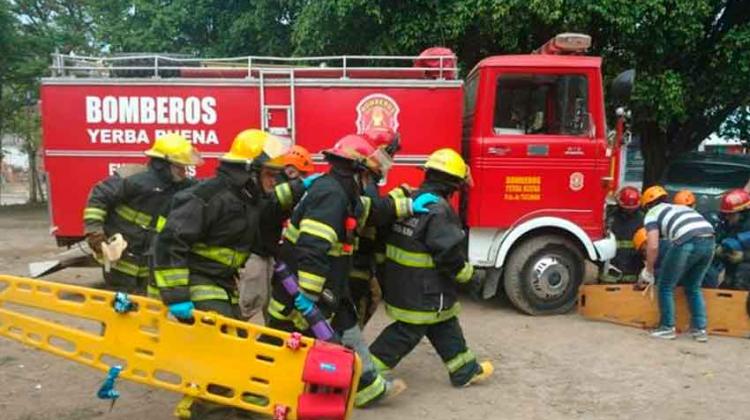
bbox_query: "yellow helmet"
[221,129,289,169]
[144,133,203,166]
[424,148,471,184]
[641,185,668,207]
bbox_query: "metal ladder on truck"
[259,68,296,143]
[0,275,361,420]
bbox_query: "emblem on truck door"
[356,93,400,133]
[569,172,585,192]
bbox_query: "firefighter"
[152,129,304,319]
[152,129,305,419]
[639,185,714,341]
[267,133,428,408]
[83,133,203,294]
[351,128,403,328]
[600,186,643,283]
[369,148,494,388]
[237,143,318,322]
[714,188,750,290]
[674,189,697,208]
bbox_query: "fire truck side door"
[476,70,602,231]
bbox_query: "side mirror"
[611,69,636,105]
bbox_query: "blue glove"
[412,193,439,214]
[294,293,315,315]
[168,301,194,320]
[302,173,323,189]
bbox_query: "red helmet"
[362,127,400,157]
[323,134,388,174]
[616,186,640,209]
[720,188,750,214]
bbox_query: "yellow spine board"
[578,284,750,338]
[0,275,361,419]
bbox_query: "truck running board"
[578,284,750,338]
[0,275,361,420]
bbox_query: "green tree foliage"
[91,0,303,56]
[292,0,750,184]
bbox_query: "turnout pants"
[369,316,480,387]
[102,255,149,295]
[186,284,252,419]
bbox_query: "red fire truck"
[40,33,634,315]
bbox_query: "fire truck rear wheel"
[503,235,584,315]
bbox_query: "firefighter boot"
[463,361,494,388]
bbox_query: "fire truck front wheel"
[503,235,584,315]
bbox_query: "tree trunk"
[640,121,669,188]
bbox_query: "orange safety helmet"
[283,145,315,174]
[632,227,648,252]
[641,185,668,208]
[673,190,696,207]
[616,186,641,209]
[719,188,750,214]
[323,134,390,174]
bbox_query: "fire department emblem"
[355,93,400,133]
[569,172,584,192]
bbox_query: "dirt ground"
[1,205,750,420]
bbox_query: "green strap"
[354,374,386,407]
[358,196,372,228]
[371,355,391,375]
[83,207,107,222]
[155,216,167,233]
[445,350,476,373]
[385,303,461,325]
[299,218,339,244]
[275,182,293,210]
[617,240,635,249]
[96,254,149,278]
[267,298,310,330]
[298,270,326,294]
[455,262,474,283]
[393,197,412,219]
[284,223,354,256]
[385,244,435,268]
[189,285,229,302]
[191,243,249,269]
[115,204,153,228]
[154,268,189,288]
[146,284,161,299]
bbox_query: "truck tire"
[503,234,584,315]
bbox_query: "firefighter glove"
[86,231,107,256]
[168,301,195,320]
[638,268,655,286]
[294,292,315,315]
[412,192,440,214]
[302,173,323,189]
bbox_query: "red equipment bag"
[297,342,356,420]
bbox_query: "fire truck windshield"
[493,74,589,136]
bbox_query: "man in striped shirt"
[639,185,714,342]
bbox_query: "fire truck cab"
[464,34,632,314]
[40,33,633,315]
